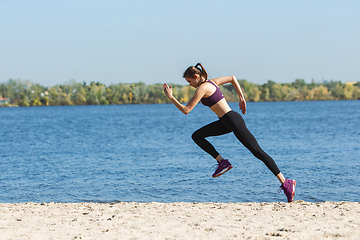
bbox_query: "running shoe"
[279,179,296,203]
[212,159,233,178]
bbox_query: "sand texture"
[0,201,359,240]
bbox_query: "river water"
[0,100,359,203]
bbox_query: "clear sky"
[1,0,359,87]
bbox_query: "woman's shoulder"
[202,79,217,85]
[199,80,216,89]
[205,79,221,88]
[196,80,217,98]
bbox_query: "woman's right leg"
[191,120,231,160]
[192,120,234,178]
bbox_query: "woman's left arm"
[163,83,205,115]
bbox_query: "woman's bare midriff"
[210,98,233,118]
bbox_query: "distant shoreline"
[1,98,359,108]
[1,79,359,107]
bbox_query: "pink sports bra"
[200,80,225,107]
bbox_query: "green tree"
[2,78,360,106]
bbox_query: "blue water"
[0,101,359,203]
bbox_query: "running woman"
[163,63,296,203]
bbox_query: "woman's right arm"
[213,76,247,114]
[230,76,247,114]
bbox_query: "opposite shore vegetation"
[1,78,359,107]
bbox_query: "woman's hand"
[163,83,172,99]
[239,98,247,114]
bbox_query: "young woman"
[163,63,296,203]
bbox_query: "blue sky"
[1,0,359,87]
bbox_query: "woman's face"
[185,74,201,88]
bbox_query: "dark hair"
[183,63,208,81]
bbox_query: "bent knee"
[191,130,203,142]
[191,131,199,141]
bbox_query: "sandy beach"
[0,201,359,240]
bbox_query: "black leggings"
[191,110,280,176]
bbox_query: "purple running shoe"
[212,159,233,178]
[279,179,296,203]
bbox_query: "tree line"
[0,78,359,107]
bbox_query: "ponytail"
[194,63,208,81]
[183,63,208,82]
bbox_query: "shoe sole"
[212,165,233,178]
[290,180,296,202]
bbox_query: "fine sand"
[0,201,359,240]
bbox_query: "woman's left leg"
[220,111,281,176]
[219,111,296,202]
